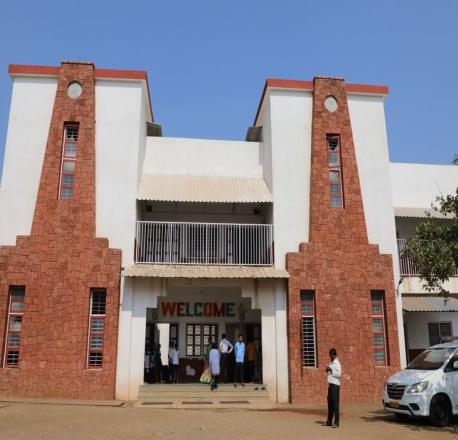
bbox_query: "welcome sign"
[161,301,237,318]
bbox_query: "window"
[186,324,217,357]
[59,123,79,199]
[326,134,343,208]
[3,286,25,367]
[301,290,317,367]
[88,289,106,368]
[371,291,388,366]
[428,322,452,346]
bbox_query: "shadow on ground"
[361,410,458,434]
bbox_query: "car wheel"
[429,395,451,427]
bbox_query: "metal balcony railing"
[135,221,274,266]
[397,239,458,276]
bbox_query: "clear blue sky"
[0,0,457,177]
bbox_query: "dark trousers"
[170,364,179,383]
[234,362,244,384]
[221,353,229,382]
[327,384,340,426]
[247,360,255,382]
[155,366,162,383]
[211,374,219,390]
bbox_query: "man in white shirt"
[168,342,180,384]
[219,333,233,383]
[324,348,341,428]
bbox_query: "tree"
[402,188,458,296]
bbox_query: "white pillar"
[115,277,134,400]
[257,279,278,401]
[274,279,289,403]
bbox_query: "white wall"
[0,77,57,245]
[400,277,458,295]
[116,277,163,400]
[95,80,148,266]
[144,137,262,178]
[391,163,458,211]
[264,90,312,269]
[404,311,458,350]
[348,94,407,367]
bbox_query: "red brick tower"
[0,62,121,399]
[286,77,400,403]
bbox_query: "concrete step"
[139,384,268,395]
[136,383,271,407]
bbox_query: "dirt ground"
[0,402,456,440]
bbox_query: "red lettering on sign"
[177,302,185,316]
[161,302,176,317]
[204,303,212,317]
[214,303,224,317]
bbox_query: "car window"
[407,348,455,370]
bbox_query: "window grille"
[59,123,79,199]
[326,134,343,208]
[301,290,317,367]
[3,286,25,367]
[371,291,388,365]
[88,289,106,368]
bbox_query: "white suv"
[383,342,458,427]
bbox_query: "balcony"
[397,239,458,276]
[135,221,274,266]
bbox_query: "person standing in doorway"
[168,342,180,384]
[144,348,152,384]
[324,348,341,428]
[219,333,233,383]
[246,339,257,383]
[209,342,220,391]
[154,344,163,384]
[233,334,245,387]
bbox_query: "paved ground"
[0,401,456,439]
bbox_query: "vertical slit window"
[88,289,106,368]
[4,286,25,367]
[326,134,343,208]
[59,123,79,199]
[301,290,317,367]
[371,290,388,366]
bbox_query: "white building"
[0,62,456,404]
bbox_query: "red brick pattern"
[0,62,121,399]
[286,77,400,404]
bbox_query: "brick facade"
[0,62,121,399]
[286,77,400,404]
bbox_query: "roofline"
[8,64,154,121]
[253,77,389,126]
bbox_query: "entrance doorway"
[144,287,262,384]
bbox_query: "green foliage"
[453,154,458,165]
[402,187,458,296]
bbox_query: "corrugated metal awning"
[394,207,447,218]
[403,295,458,312]
[138,174,273,203]
[123,265,289,279]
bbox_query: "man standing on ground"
[324,348,341,428]
[246,339,257,382]
[219,333,233,383]
[233,334,246,387]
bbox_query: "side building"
[0,62,454,403]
